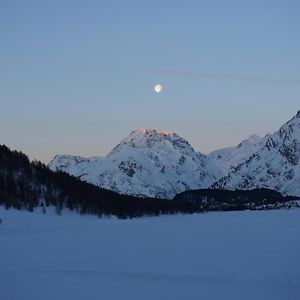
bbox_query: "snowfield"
[1,207,300,300]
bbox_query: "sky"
[1,0,300,163]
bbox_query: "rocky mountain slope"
[208,134,269,174]
[212,111,300,196]
[49,129,223,199]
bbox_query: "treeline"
[0,145,200,218]
[174,188,300,211]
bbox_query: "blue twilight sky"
[1,0,300,163]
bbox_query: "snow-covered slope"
[213,111,300,196]
[208,134,269,174]
[49,129,223,199]
[48,155,103,180]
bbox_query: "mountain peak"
[248,134,261,141]
[236,134,261,148]
[49,127,222,199]
[213,111,300,197]
[159,130,170,137]
[132,128,170,137]
[285,111,300,124]
[122,128,176,146]
[109,128,196,156]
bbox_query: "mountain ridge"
[212,111,300,196]
[49,111,300,198]
[49,128,224,198]
[208,133,270,174]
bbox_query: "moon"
[154,84,162,93]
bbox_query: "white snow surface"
[49,129,224,199]
[214,111,300,197]
[1,206,300,300]
[208,134,269,174]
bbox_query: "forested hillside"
[0,145,200,218]
[174,188,299,211]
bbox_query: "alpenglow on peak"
[49,128,223,198]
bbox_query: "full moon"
[154,84,162,93]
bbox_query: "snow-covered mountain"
[213,111,300,196]
[49,111,300,198]
[49,128,223,199]
[48,155,103,179]
[208,134,269,174]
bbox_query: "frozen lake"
[1,207,299,300]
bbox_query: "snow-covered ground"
[1,207,299,300]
